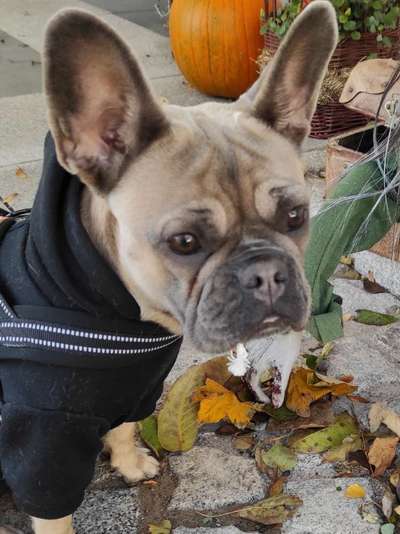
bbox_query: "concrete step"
[0,93,47,168]
[0,0,178,80]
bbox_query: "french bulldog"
[0,2,337,533]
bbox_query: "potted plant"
[259,0,400,138]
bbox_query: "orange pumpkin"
[169,0,267,98]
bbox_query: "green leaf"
[263,404,297,421]
[339,14,348,23]
[372,0,382,8]
[354,309,399,326]
[138,416,164,458]
[382,35,393,47]
[261,445,297,471]
[304,354,318,370]
[157,365,205,452]
[344,20,357,30]
[351,31,362,40]
[323,435,362,462]
[293,414,358,453]
[148,520,172,534]
[237,494,303,526]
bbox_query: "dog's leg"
[245,330,302,407]
[103,422,159,484]
[31,516,74,534]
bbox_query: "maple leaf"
[286,368,357,417]
[368,436,399,477]
[192,378,257,426]
[369,402,400,437]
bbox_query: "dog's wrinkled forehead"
[110,102,307,238]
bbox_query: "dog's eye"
[168,233,201,255]
[287,207,307,231]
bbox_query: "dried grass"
[257,48,351,105]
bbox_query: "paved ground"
[1,1,400,533]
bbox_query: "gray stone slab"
[86,0,157,12]
[287,454,336,482]
[0,161,42,208]
[283,478,380,534]
[0,93,47,167]
[325,321,400,412]
[354,250,400,297]
[333,278,400,316]
[73,488,139,533]
[174,528,258,534]
[152,76,211,107]
[0,31,42,98]
[0,0,179,80]
[168,446,266,512]
[117,10,169,36]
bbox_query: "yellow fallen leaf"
[286,368,357,417]
[369,403,400,437]
[368,436,399,477]
[15,166,28,179]
[148,519,171,534]
[193,378,257,427]
[394,505,400,516]
[345,483,366,499]
[2,193,18,206]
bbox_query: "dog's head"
[43,2,337,352]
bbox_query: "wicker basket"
[264,28,400,139]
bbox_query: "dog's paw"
[113,447,160,484]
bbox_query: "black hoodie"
[0,133,182,519]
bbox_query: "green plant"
[261,0,400,44]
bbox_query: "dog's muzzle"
[186,243,309,352]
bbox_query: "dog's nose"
[238,259,288,305]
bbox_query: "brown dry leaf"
[201,355,231,385]
[368,436,399,477]
[286,368,357,417]
[236,494,302,526]
[233,434,255,451]
[268,476,286,497]
[338,375,354,383]
[193,378,258,427]
[268,400,334,434]
[15,166,28,179]
[369,402,400,436]
[363,278,386,294]
[348,394,370,404]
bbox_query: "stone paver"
[0,161,42,209]
[174,529,258,534]
[354,250,400,297]
[73,488,139,533]
[0,94,47,168]
[168,446,266,512]
[333,277,400,315]
[283,478,379,534]
[325,320,400,414]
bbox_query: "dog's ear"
[44,9,168,192]
[242,1,338,146]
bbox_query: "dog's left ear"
[44,9,168,192]
[239,0,338,146]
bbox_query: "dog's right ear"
[238,0,338,146]
[44,9,168,193]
